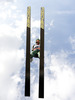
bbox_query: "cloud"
[31,18,40,29]
[45,52,75,100]
[50,20,54,27]
[56,10,75,14]
[31,51,75,100]
[0,0,16,2]
[0,2,42,100]
[0,2,25,100]
[48,20,54,31]
[0,49,24,100]
[69,36,75,50]
[0,0,75,100]
[30,18,40,46]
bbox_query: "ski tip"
[27,6,31,28]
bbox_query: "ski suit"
[30,44,40,58]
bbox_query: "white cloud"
[11,5,17,10]
[32,83,39,100]
[69,36,75,50]
[50,20,54,27]
[0,53,24,100]
[0,2,25,100]
[0,0,16,2]
[45,53,75,100]
[56,10,75,14]
[48,20,54,31]
[1,0,75,100]
[31,51,75,100]
[0,2,44,99]
[0,23,25,39]
[31,18,40,29]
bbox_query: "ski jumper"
[30,44,40,58]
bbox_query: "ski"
[39,7,44,98]
[25,6,31,96]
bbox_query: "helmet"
[36,39,40,43]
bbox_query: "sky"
[0,0,75,100]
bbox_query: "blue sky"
[0,0,75,100]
